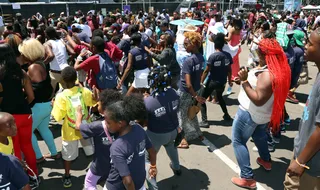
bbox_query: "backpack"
[66,87,90,128]
[95,52,118,90]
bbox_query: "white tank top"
[238,66,274,124]
[48,39,69,71]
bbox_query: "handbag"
[187,87,204,120]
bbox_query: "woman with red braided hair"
[231,30,291,189]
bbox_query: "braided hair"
[148,64,172,97]
[258,38,291,133]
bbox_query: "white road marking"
[202,137,267,190]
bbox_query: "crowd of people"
[0,6,319,190]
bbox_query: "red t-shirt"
[78,55,100,89]
[74,44,89,55]
[105,42,123,62]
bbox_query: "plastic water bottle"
[226,86,232,95]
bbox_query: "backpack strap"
[101,121,113,143]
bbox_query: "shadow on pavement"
[208,119,233,127]
[38,173,86,190]
[189,131,231,149]
[274,135,294,152]
[38,149,92,175]
[253,157,290,190]
[224,96,239,106]
[158,165,210,190]
[294,92,309,104]
[286,118,301,132]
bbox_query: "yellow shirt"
[0,137,14,155]
[51,86,97,141]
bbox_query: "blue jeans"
[31,102,57,159]
[232,108,271,179]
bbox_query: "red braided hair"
[258,38,291,132]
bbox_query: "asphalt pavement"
[36,45,316,190]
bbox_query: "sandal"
[43,152,61,160]
[177,139,189,149]
[177,143,189,149]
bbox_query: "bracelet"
[295,158,310,170]
[150,164,157,168]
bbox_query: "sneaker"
[199,121,210,128]
[169,163,182,176]
[29,175,40,190]
[252,145,275,152]
[226,86,232,95]
[268,145,275,152]
[231,177,256,189]
[272,136,280,144]
[286,92,299,104]
[256,157,272,171]
[284,118,291,126]
[223,114,232,121]
[62,175,72,188]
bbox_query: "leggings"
[84,168,101,190]
[31,102,57,159]
[12,114,38,175]
[200,80,228,121]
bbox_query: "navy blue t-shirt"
[144,88,180,133]
[179,53,204,93]
[0,153,29,190]
[117,39,131,57]
[80,120,117,177]
[129,46,148,71]
[293,46,304,66]
[106,124,152,190]
[141,32,151,47]
[207,51,233,84]
[285,45,296,69]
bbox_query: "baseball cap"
[72,24,83,30]
[16,13,22,17]
[293,30,305,47]
[120,23,130,33]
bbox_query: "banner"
[123,5,131,14]
[284,0,301,11]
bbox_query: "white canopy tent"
[302,5,318,10]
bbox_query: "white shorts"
[62,138,94,161]
[132,68,150,89]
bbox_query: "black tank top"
[0,75,31,114]
[31,62,53,103]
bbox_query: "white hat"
[208,22,227,35]
[180,24,198,32]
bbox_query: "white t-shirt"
[80,24,92,38]
[145,28,153,37]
